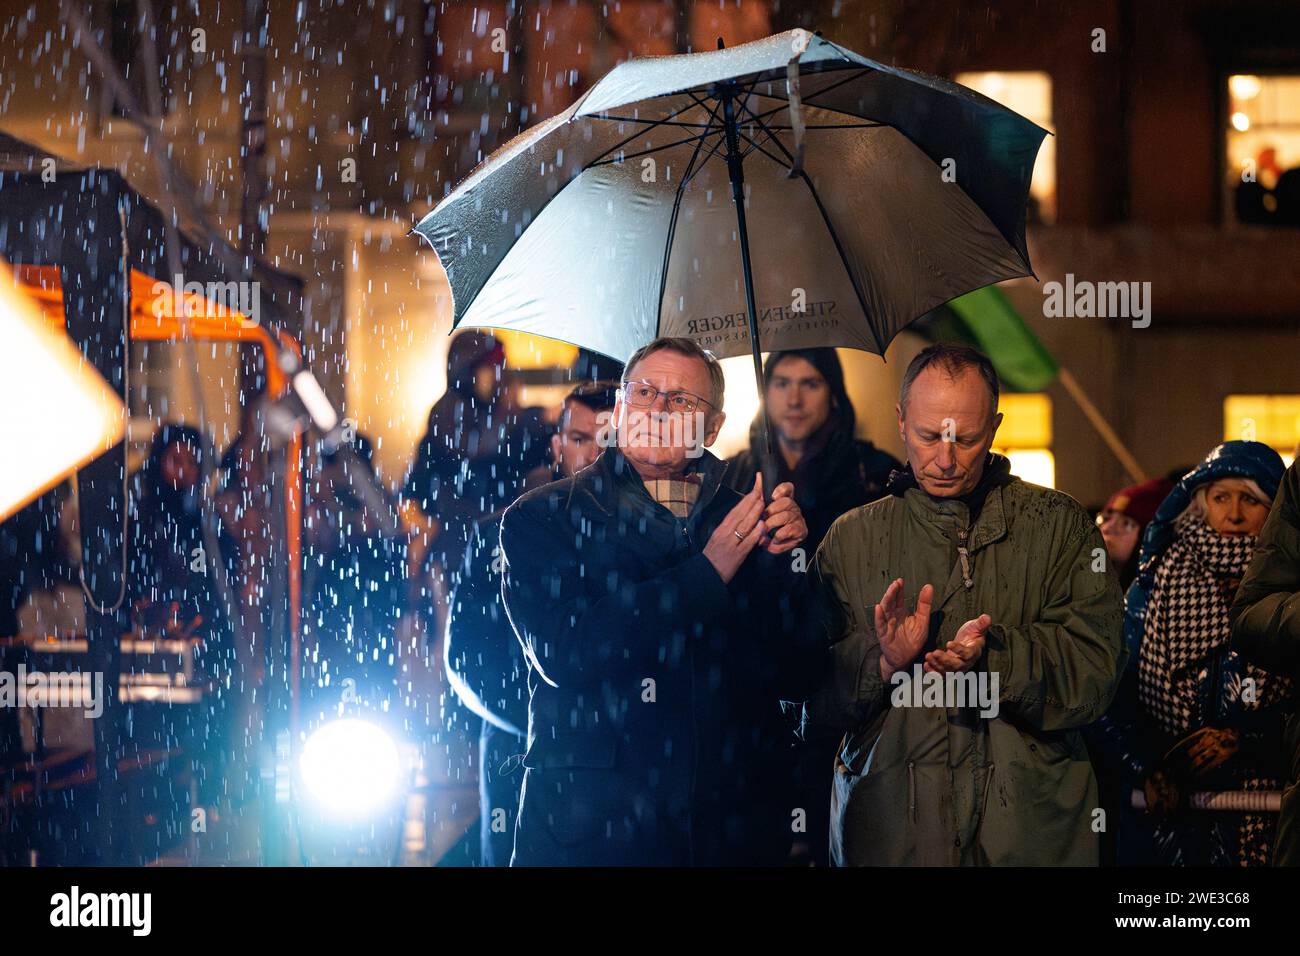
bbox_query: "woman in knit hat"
[1097,477,1176,589]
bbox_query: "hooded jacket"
[402,332,549,576]
[802,455,1125,865]
[723,348,900,554]
[128,425,230,643]
[1231,459,1300,866]
[499,446,822,866]
[1090,441,1287,793]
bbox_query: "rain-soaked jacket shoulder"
[1231,460,1300,866]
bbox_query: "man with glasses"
[500,336,820,866]
[1095,478,1174,590]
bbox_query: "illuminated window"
[493,330,581,410]
[955,72,1055,224]
[993,393,1055,488]
[1223,395,1299,467]
[1226,75,1300,226]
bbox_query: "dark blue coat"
[500,446,822,866]
[445,512,529,867]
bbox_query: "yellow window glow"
[1223,394,1300,465]
[993,393,1055,488]
[956,71,1055,223]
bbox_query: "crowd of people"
[443,333,1300,868]
[2,328,1298,868]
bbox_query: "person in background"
[1097,441,1289,866]
[724,347,899,866]
[130,425,223,633]
[402,331,549,593]
[725,348,899,551]
[0,483,87,765]
[1097,477,1176,591]
[1087,475,1174,864]
[128,424,231,804]
[445,381,618,866]
[0,482,80,640]
[303,433,405,714]
[1232,458,1300,866]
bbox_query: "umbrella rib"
[587,97,713,166]
[588,115,715,129]
[743,107,888,353]
[737,129,793,172]
[733,98,797,170]
[656,96,726,336]
[589,129,723,168]
[755,122,885,130]
[802,170,888,354]
[739,68,878,124]
[681,130,729,186]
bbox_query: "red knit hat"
[1103,477,1175,530]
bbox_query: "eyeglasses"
[619,380,716,414]
[1095,511,1139,535]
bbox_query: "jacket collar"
[892,454,1014,552]
[590,445,730,522]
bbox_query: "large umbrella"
[414,29,1047,460]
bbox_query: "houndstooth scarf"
[1139,517,1261,733]
[1139,515,1292,865]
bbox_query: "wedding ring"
[734,528,747,541]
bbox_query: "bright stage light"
[299,718,403,815]
[0,260,127,522]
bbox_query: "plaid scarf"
[642,474,702,519]
[1139,516,1292,865]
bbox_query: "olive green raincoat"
[1231,461,1300,867]
[805,456,1125,865]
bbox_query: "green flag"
[924,285,1058,392]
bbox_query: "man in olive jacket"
[1231,460,1300,866]
[803,344,1125,865]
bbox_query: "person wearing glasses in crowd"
[499,336,823,866]
[1096,477,1176,591]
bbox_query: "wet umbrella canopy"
[415,28,1048,451]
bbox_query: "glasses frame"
[1096,510,1140,534]
[618,379,718,415]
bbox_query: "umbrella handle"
[759,450,780,506]
[719,91,776,506]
